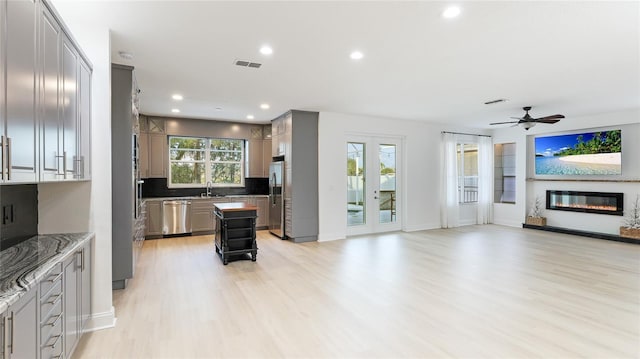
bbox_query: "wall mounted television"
[534,130,621,175]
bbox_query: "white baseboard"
[84,306,117,332]
[459,219,477,226]
[318,232,346,242]
[403,223,440,232]
[493,219,522,228]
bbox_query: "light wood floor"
[74,225,640,358]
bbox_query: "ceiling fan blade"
[510,117,523,120]
[534,118,561,124]
[490,121,520,125]
[534,114,565,121]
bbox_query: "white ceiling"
[52,1,640,129]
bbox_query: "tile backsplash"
[1,184,38,250]
[142,177,269,198]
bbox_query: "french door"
[347,135,402,235]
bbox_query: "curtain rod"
[441,131,492,138]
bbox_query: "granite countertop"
[0,232,94,313]
[144,194,268,202]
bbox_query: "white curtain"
[440,133,460,228]
[477,135,494,224]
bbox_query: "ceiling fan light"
[520,122,536,130]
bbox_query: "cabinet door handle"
[55,152,64,176]
[45,312,63,327]
[0,136,4,181]
[81,248,85,271]
[8,312,13,355]
[44,334,61,348]
[63,151,67,179]
[46,272,63,283]
[46,292,63,305]
[5,138,10,181]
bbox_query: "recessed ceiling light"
[246,114,255,120]
[172,94,183,101]
[442,6,461,19]
[350,51,364,60]
[118,51,134,60]
[260,103,270,110]
[171,108,180,113]
[260,45,273,55]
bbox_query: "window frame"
[167,135,245,188]
[457,142,478,204]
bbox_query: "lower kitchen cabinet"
[255,196,269,229]
[40,263,64,359]
[0,235,92,359]
[63,251,79,358]
[80,243,92,332]
[63,240,92,358]
[5,287,38,358]
[145,200,163,237]
[191,199,216,233]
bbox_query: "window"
[494,143,516,203]
[168,136,244,187]
[457,143,478,203]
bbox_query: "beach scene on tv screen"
[535,130,621,175]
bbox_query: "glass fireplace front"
[546,190,623,216]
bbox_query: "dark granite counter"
[0,232,94,313]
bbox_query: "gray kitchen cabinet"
[248,139,264,177]
[39,1,92,182]
[1,0,91,184]
[271,110,318,242]
[255,196,269,229]
[40,263,64,359]
[0,312,4,359]
[5,285,38,358]
[262,139,272,177]
[111,63,139,289]
[63,251,79,358]
[39,3,62,182]
[191,199,216,233]
[62,36,79,180]
[139,131,149,178]
[271,115,287,157]
[2,0,38,183]
[140,117,166,179]
[79,241,91,333]
[78,59,92,179]
[145,200,163,237]
[148,133,167,178]
[62,241,91,358]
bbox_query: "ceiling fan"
[490,106,565,130]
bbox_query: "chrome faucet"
[206,181,213,197]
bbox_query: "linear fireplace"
[546,190,623,216]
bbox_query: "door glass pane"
[347,142,365,226]
[379,144,396,223]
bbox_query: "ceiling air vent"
[234,59,262,68]
[484,98,508,105]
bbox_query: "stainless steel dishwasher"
[162,200,192,235]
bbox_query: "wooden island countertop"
[214,202,258,212]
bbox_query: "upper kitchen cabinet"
[78,58,92,179]
[247,125,271,178]
[271,115,286,157]
[1,0,38,183]
[1,0,92,184]
[139,117,166,178]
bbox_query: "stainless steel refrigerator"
[269,161,285,238]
